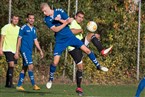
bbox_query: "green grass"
[0,84,145,97]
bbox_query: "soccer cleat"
[46,80,52,89]
[101,45,113,56]
[5,84,15,88]
[97,65,108,72]
[16,86,25,91]
[76,87,83,96]
[33,85,40,90]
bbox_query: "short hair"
[11,14,19,18]
[27,13,34,18]
[76,11,85,16]
[40,3,49,9]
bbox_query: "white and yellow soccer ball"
[86,21,97,32]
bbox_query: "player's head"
[40,3,52,16]
[75,11,84,24]
[27,13,35,26]
[11,15,19,26]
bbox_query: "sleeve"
[69,20,76,29]
[44,17,55,29]
[69,20,82,29]
[57,9,69,20]
[1,25,7,35]
[19,26,25,38]
[33,28,37,40]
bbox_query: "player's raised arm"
[70,28,83,35]
[41,3,74,33]
[69,20,83,35]
[50,18,73,32]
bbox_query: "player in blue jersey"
[40,3,108,89]
[135,77,145,97]
[14,13,44,91]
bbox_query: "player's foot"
[97,65,108,72]
[46,80,52,89]
[101,45,113,56]
[16,86,25,91]
[5,84,15,88]
[76,87,83,96]
[33,85,40,90]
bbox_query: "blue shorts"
[21,52,33,66]
[54,36,83,56]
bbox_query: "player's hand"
[40,50,44,59]
[0,49,3,56]
[66,18,74,24]
[55,16,61,21]
[14,52,19,59]
[81,29,83,33]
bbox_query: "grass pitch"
[0,84,145,97]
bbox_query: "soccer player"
[67,11,112,95]
[14,13,44,91]
[40,3,108,90]
[0,15,20,88]
[135,77,145,97]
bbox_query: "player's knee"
[28,64,33,71]
[77,62,83,70]
[77,67,83,72]
[85,48,91,54]
[21,70,25,73]
[87,33,94,37]
[81,46,91,54]
[95,34,100,39]
[53,62,58,66]
[8,62,15,67]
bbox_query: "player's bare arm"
[71,28,83,35]
[51,18,73,32]
[0,35,5,56]
[14,37,21,59]
[34,39,44,59]
[55,16,66,23]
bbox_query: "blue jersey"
[19,24,37,53]
[44,8,74,43]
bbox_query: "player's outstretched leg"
[46,64,56,89]
[135,77,145,97]
[91,35,113,56]
[101,46,113,56]
[80,45,108,72]
[88,51,108,72]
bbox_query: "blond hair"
[40,3,49,9]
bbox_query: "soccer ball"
[87,21,97,32]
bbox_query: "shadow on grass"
[17,90,50,96]
[0,89,66,96]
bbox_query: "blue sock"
[88,51,100,68]
[135,77,145,97]
[28,70,35,86]
[17,73,24,87]
[49,64,56,81]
